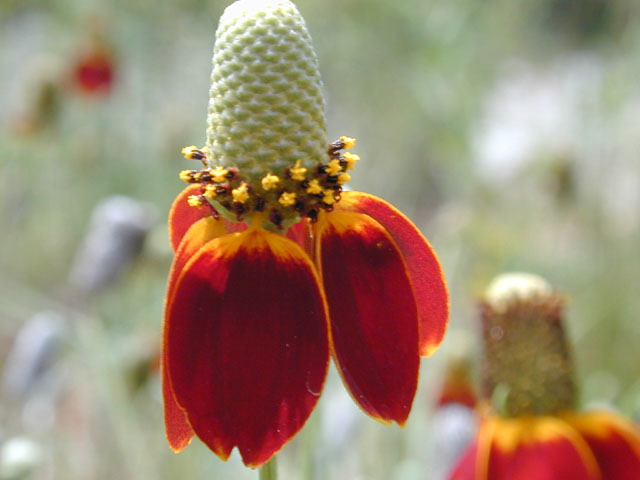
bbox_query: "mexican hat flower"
[72,43,115,95]
[162,0,449,468]
[448,273,640,480]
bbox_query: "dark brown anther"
[317,165,327,174]
[329,139,344,154]
[306,209,318,221]
[326,176,338,185]
[255,197,266,211]
[269,210,283,228]
[202,200,220,219]
[199,172,212,182]
[294,201,306,212]
[216,184,229,195]
[225,167,238,179]
[233,204,246,216]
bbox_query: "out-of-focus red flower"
[72,45,115,95]
[450,410,640,480]
[448,273,640,479]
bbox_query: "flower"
[162,0,449,468]
[448,273,640,480]
[71,38,115,95]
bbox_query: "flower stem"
[259,457,277,480]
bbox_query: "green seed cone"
[206,0,328,182]
[481,273,576,417]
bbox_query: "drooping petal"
[168,185,211,251]
[483,416,600,480]
[315,211,420,425]
[563,411,640,479]
[168,186,248,251]
[286,218,313,258]
[163,217,228,452]
[162,363,195,452]
[166,227,330,467]
[336,191,448,357]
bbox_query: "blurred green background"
[2,0,640,479]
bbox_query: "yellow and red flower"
[161,0,448,468]
[448,273,640,480]
[450,410,640,480]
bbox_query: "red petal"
[168,185,211,251]
[336,191,449,357]
[168,186,247,251]
[485,416,600,480]
[162,363,194,452]
[163,217,228,451]
[166,228,329,467]
[315,211,420,425]
[563,411,640,479]
[286,219,314,257]
[448,442,479,480]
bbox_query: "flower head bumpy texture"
[207,0,327,180]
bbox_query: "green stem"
[259,456,277,480]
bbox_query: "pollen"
[261,173,280,191]
[232,183,250,204]
[211,166,229,183]
[179,170,194,183]
[175,138,358,227]
[343,152,360,171]
[326,159,342,176]
[181,145,206,161]
[289,160,307,181]
[340,136,357,150]
[187,195,203,207]
[322,190,337,205]
[337,172,351,185]
[306,179,323,195]
[278,192,297,207]
[203,184,217,199]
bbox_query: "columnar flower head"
[163,0,449,468]
[448,273,640,480]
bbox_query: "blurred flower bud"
[2,311,65,401]
[68,196,156,296]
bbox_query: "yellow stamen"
[181,145,204,160]
[203,184,217,199]
[337,172,351,185]
[326,159,342,176]
[322,189,336,205]
[187,195,203,207]
[261,173,280,191]
[278,192,297,207]
[306,179,323,195]
[340,136,356,150]
[211,166,229,183]
[232,183,250,204]
[179,170,193,183]
[343,152,360,171]
[289,160,307,181]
